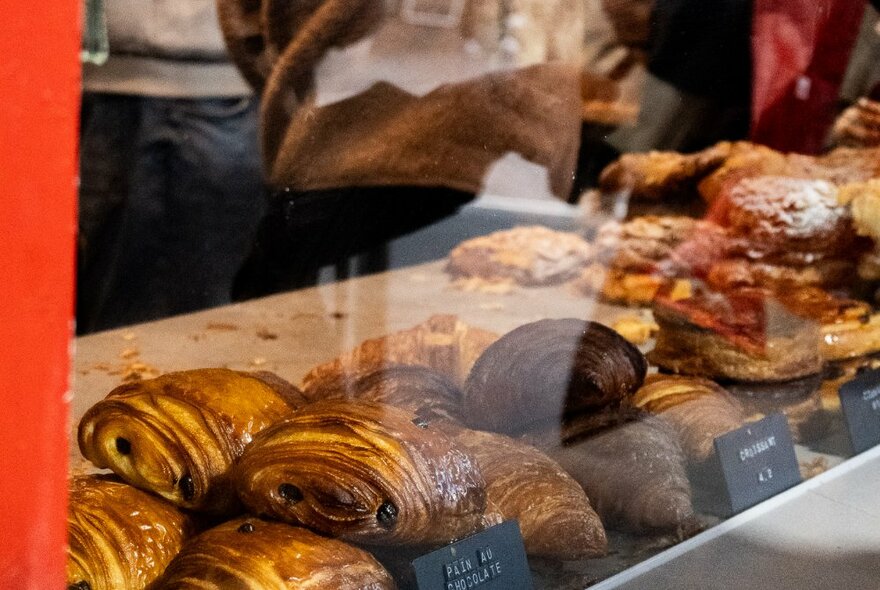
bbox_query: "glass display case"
[5,1,880,589]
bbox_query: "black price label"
[714,413,802,515]
[839,367,880,454]
[411,521,533,590]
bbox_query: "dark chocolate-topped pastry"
[632,374,746,463]
[463,319,647,434]
[532,413,697,534]
[303,364,463,422]
[155,518,396,590]
[451,427,607,560]
[235,400,488,546]
[78,369,305,513]
[67,475,196,590]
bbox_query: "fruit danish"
[235,400,489,546]
[67,475,196,590]
[463,319,647,434]
[155,518,396,590]
[78,368,305,513]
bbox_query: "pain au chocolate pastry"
[235,400,488,546]
[67,475,196,590]
[78,368,305,513]
[531,412,697,534]
[631,375,746,463]
[155,518,395,590]
[450,427,607,560]
[303,365,464,422]
[463,319,647,434]
[301,315,499,395]
[649,287,822,382]
[445,225,594,287]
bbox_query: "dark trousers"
[77,93,265,333]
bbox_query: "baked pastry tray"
[71,258,862,589]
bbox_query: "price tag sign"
[411,521,533,590]
[839,368,880,454]
[714,413,802,515]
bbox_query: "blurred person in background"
[77,0,265,333]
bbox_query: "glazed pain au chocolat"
[78,368,305,513]
[235,400,490,546]
[155,518,396,590]
[67,475,196,590]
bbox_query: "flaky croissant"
[302,364,464,422]
[632,374,746,463]
[67,475,196,590]
[463,319,647,434]
[155,518,396,590]
[301,315,499,394]
[235,400,489,546]
[78,369,305,513]
[449,427,607,560]
[533,413,697,534]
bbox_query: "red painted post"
[0,1,80,588]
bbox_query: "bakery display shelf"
[71,258,867,589]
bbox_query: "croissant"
[448,427,607,560]
[67,475,196,590]
[301,315,499,394]
[155,518,396,590]
[302,364,464,422]
[533,413,697,534]
[631,374,747,463]
[235,400,488,546]
[463,319,647,434]
[78,368,305,513]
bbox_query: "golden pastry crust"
[724,376,823,442]
[598,140,880,203]
[156,518,396,590]
[446,225,594,286]
[463,319,647,433]
[720,176,855,256]
[450,427,607,560]
[575,264,692,306]
[598,142,734,200]
[78,369,304,513]
[67,475,196,590]
[706,258,856,291]
[303,364,464,422]
[649,290,822,382]
[301,315,499,393]
[235,400,488,546]
[593,216,718,271]
[632,374,746,463]
[831,98,880,148]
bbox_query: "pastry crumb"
[612,316,659,345]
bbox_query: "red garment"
[751,0,866,153]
